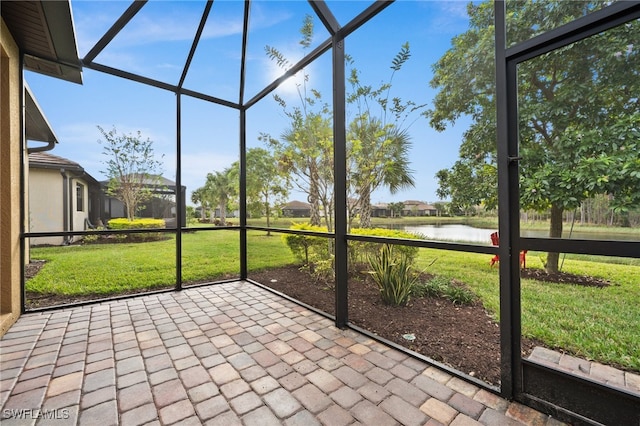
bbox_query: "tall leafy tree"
[263,14,335,230]
[260,107,334,230]
[97,125,164,221]
[232,148,289,233]
[428,1,640,272]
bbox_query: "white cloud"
[436,1,471,20]
[74,1,293,54]
[415,0,470,36]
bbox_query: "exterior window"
[76,183,84,212]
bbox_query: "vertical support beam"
[18,53,26,315]
[495,0,522,399]
[175,94,183,290]
[238,1,250,281]
[239,107,248,280]
[333,36,348,328]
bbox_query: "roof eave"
[25,82,58,152]
[2,1,83,84]
[34,1,82,84]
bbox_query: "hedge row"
[107,218,165,230]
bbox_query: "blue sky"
[26,0,474,206]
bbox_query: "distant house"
[101,175,187,228]
[402,200,438,217]
[371,203,391,218]
[28,152,101,246]
[282,200,311,218]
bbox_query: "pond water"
[390,224,638,244]
[400,224,496,244]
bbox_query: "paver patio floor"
[1,281,566,425]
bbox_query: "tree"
[264,16,422,231]
[346,44,422,228]
[263,15,335,230]
[433,202,447,217]
[203,168,236,225]
[428,1,640,272]
[241,148,289,233]
[388,202,405,218]
[191,187,208,221]
[98,125,164,221]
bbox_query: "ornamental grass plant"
[367,244,418,306]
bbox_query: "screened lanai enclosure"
[16,1,640,424]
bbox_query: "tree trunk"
[265,199,271,236]
[219,200,227,225]
[546,203,564,273]
[322,198,334,233]
[359,185,372,228]
[127,201,135,221]
[308,172,321,227]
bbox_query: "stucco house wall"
[28,169,94,246]
[28,153,99,246]
[0,18,22,336]
[28,168,65,245]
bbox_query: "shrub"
[282,223,327,263]
[445,283,476,305]
[108,218,165,230]
[349,228,420,269]
[412,276,476,305]
[282,223,334,281]
[107,218,166,242]
[282,225,422,283]
[81,226,107,244]
[367,244,417,306]
[412,276,448,298]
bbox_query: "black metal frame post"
[495,1,640,421]
[332,36,348,328]
[175,94,183,290]
[238,1,251,280]
[494,0,522,399]
[239,108,247,280]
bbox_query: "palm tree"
[191,187,207,221]
[348,115,414,228]
[204,168,236,225]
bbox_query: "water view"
[395,224,639,244]
[401,224,495,244]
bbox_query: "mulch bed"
[24,259,609,386]
[520,268,610,287]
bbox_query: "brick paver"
[529,346,640,393]
[1,282,570,425]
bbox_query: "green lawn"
[416,248,640,372]
[27,230,296,295]
[27,228,639,372]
